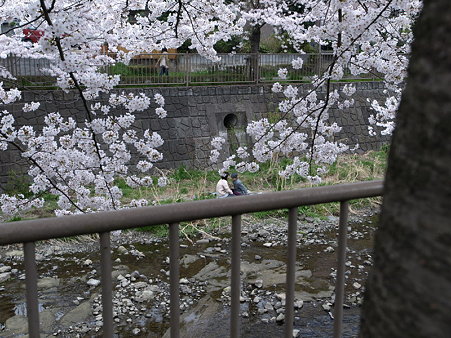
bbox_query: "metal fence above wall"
[0,53,378,88]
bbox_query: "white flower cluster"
[209,136,226,163]
[368,95,399,136]
[0,85,21,104]
[0,89,167,215]
[22,102,40,113]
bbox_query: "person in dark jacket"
[231,173,248,195]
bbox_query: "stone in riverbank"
[37,277,60,289]
[0,265,11,273]
[0,272,11,283]
[60,301,92,327]
[5,315,28,334]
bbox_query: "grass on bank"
[2,148,388,237]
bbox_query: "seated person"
[231,173,248,195]
[216,172,234,198]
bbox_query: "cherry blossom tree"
[0,0,245,216]
[211,0,422,184]
[0,0,422,217]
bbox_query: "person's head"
[162,47,168,52]
[231,173,238,181]
[220,171,229,180]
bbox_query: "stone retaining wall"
[0,82,390,189]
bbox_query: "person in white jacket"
[216,172,234,198]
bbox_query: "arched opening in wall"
[224,114,238,129]
[224,113,239,155]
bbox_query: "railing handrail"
[0,180,383,245]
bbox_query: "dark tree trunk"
[360,2,451,337]
[248,24,261,82]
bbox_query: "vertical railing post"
[231,214,242,338]
[285,207,298,337]
[23,242,40,338]
[169,222,180,338]
[185,52,190,86]
[333,201,349,338]
[99,232,113,337]
[318,49,322,77]
[255,52,260,84]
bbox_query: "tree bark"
[360,2,451,337]
[248,24,261,82]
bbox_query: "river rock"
[353,282,362,289]
[40,309,57,332]
[5,250,23,258]
[264,302,274,311]
[180,285,192,294]
[293,329,301,337]
[322,303,332,311]
[258,229,270,237]
[276,313,285,323]
[117,246,128,254]
[38,277,60,289]
[5,315,28,334]
[83,259,93,266]
[0,272,11,283]
[130,249,145,258]
[276,293,286,301]
[135,290,155,302]
[60,301,92,326]
[193,261,228,287]
[180,254,198,268]
[133,281,148,289]
[87,279,101,287]
[0,265,11,273]
[254,279,263,288]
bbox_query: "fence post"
[23,242,40,338]
[285,207,298,338]
[255,52,260,84]
[230,214,242,338]
[185,52,189,87]
[169,222,180,338]
[333,201,349,338]
[317,48,322,77]
[99,232,113,337]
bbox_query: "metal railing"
[0,180,383,338]
[0,53,379,88]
